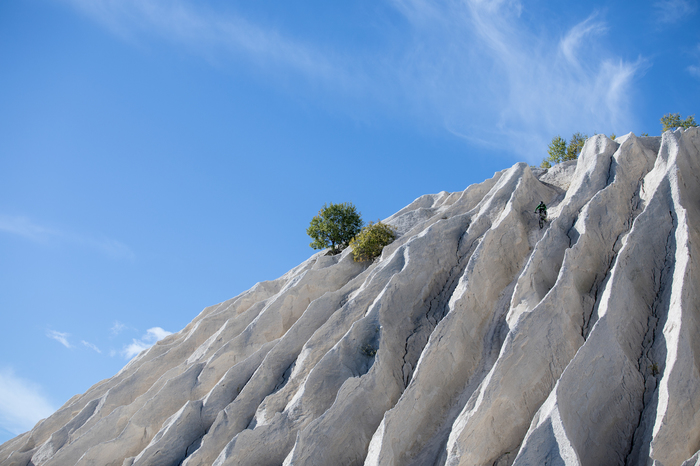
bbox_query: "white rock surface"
[1,129,699,466]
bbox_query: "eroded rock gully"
[2,129,699,466]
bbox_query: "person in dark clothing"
[535,201,547,228]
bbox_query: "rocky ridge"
[1,128,699,465]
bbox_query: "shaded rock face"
[2,129,700,466]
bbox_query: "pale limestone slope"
[1,128,699,466]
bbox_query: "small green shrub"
[307,202,363,255]
[350,221,397,262]
[661,113,697,132]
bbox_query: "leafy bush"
[660,113,697,132]
[349,221,397,262]
[307,202,363,255]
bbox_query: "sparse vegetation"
[567,132,587,160]
[541,133,588,168]
[361,343,377,357]
[651,362,659,376]
[537,113,700,169]
[660,113,697,132]
[307,202,363,255]
[350,221,397,262]
[360,325,381,357]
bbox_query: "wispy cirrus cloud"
[0,214,135,261]
[559,13,608,68]
[0,215,57,243]
[61,0,645,162]
[689,43,700,79]
[122,327,173,359]
[653,0,698,23]
[0,368,56,435]
[110,321,128,336]
[62,0,345,84]
[47,330,73,349]
[82,341,102,353]
[387,0,645,161]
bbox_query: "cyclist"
[535,201,547,228]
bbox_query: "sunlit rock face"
[2,128,700,466]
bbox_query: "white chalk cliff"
[2,128,700,466]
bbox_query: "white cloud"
[122,327,173,359]
[0,214,135,261]
[559,14,608,68]
[63,0,343,84]
[0,215,57,243]
[61,0,644,162]
[47,330,72,349]
[110,321,128,336]
[689,44,700,79]
[385,0,644,161]
[653,0,698,23]
[123,341,150,360]
[147,327,172,340]
[81,341,102,353]
[0,368,56,436]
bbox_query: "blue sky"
[0,0,698,444]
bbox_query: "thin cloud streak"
[82,341,102,353]
[0,214,135,261]
[0,215,57,244]
[0,368,56,435]
[63,0,346,85]
[559,14,608,68]
[47,330,72,349]
[653,0,698,23]
[689,44,700,79]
